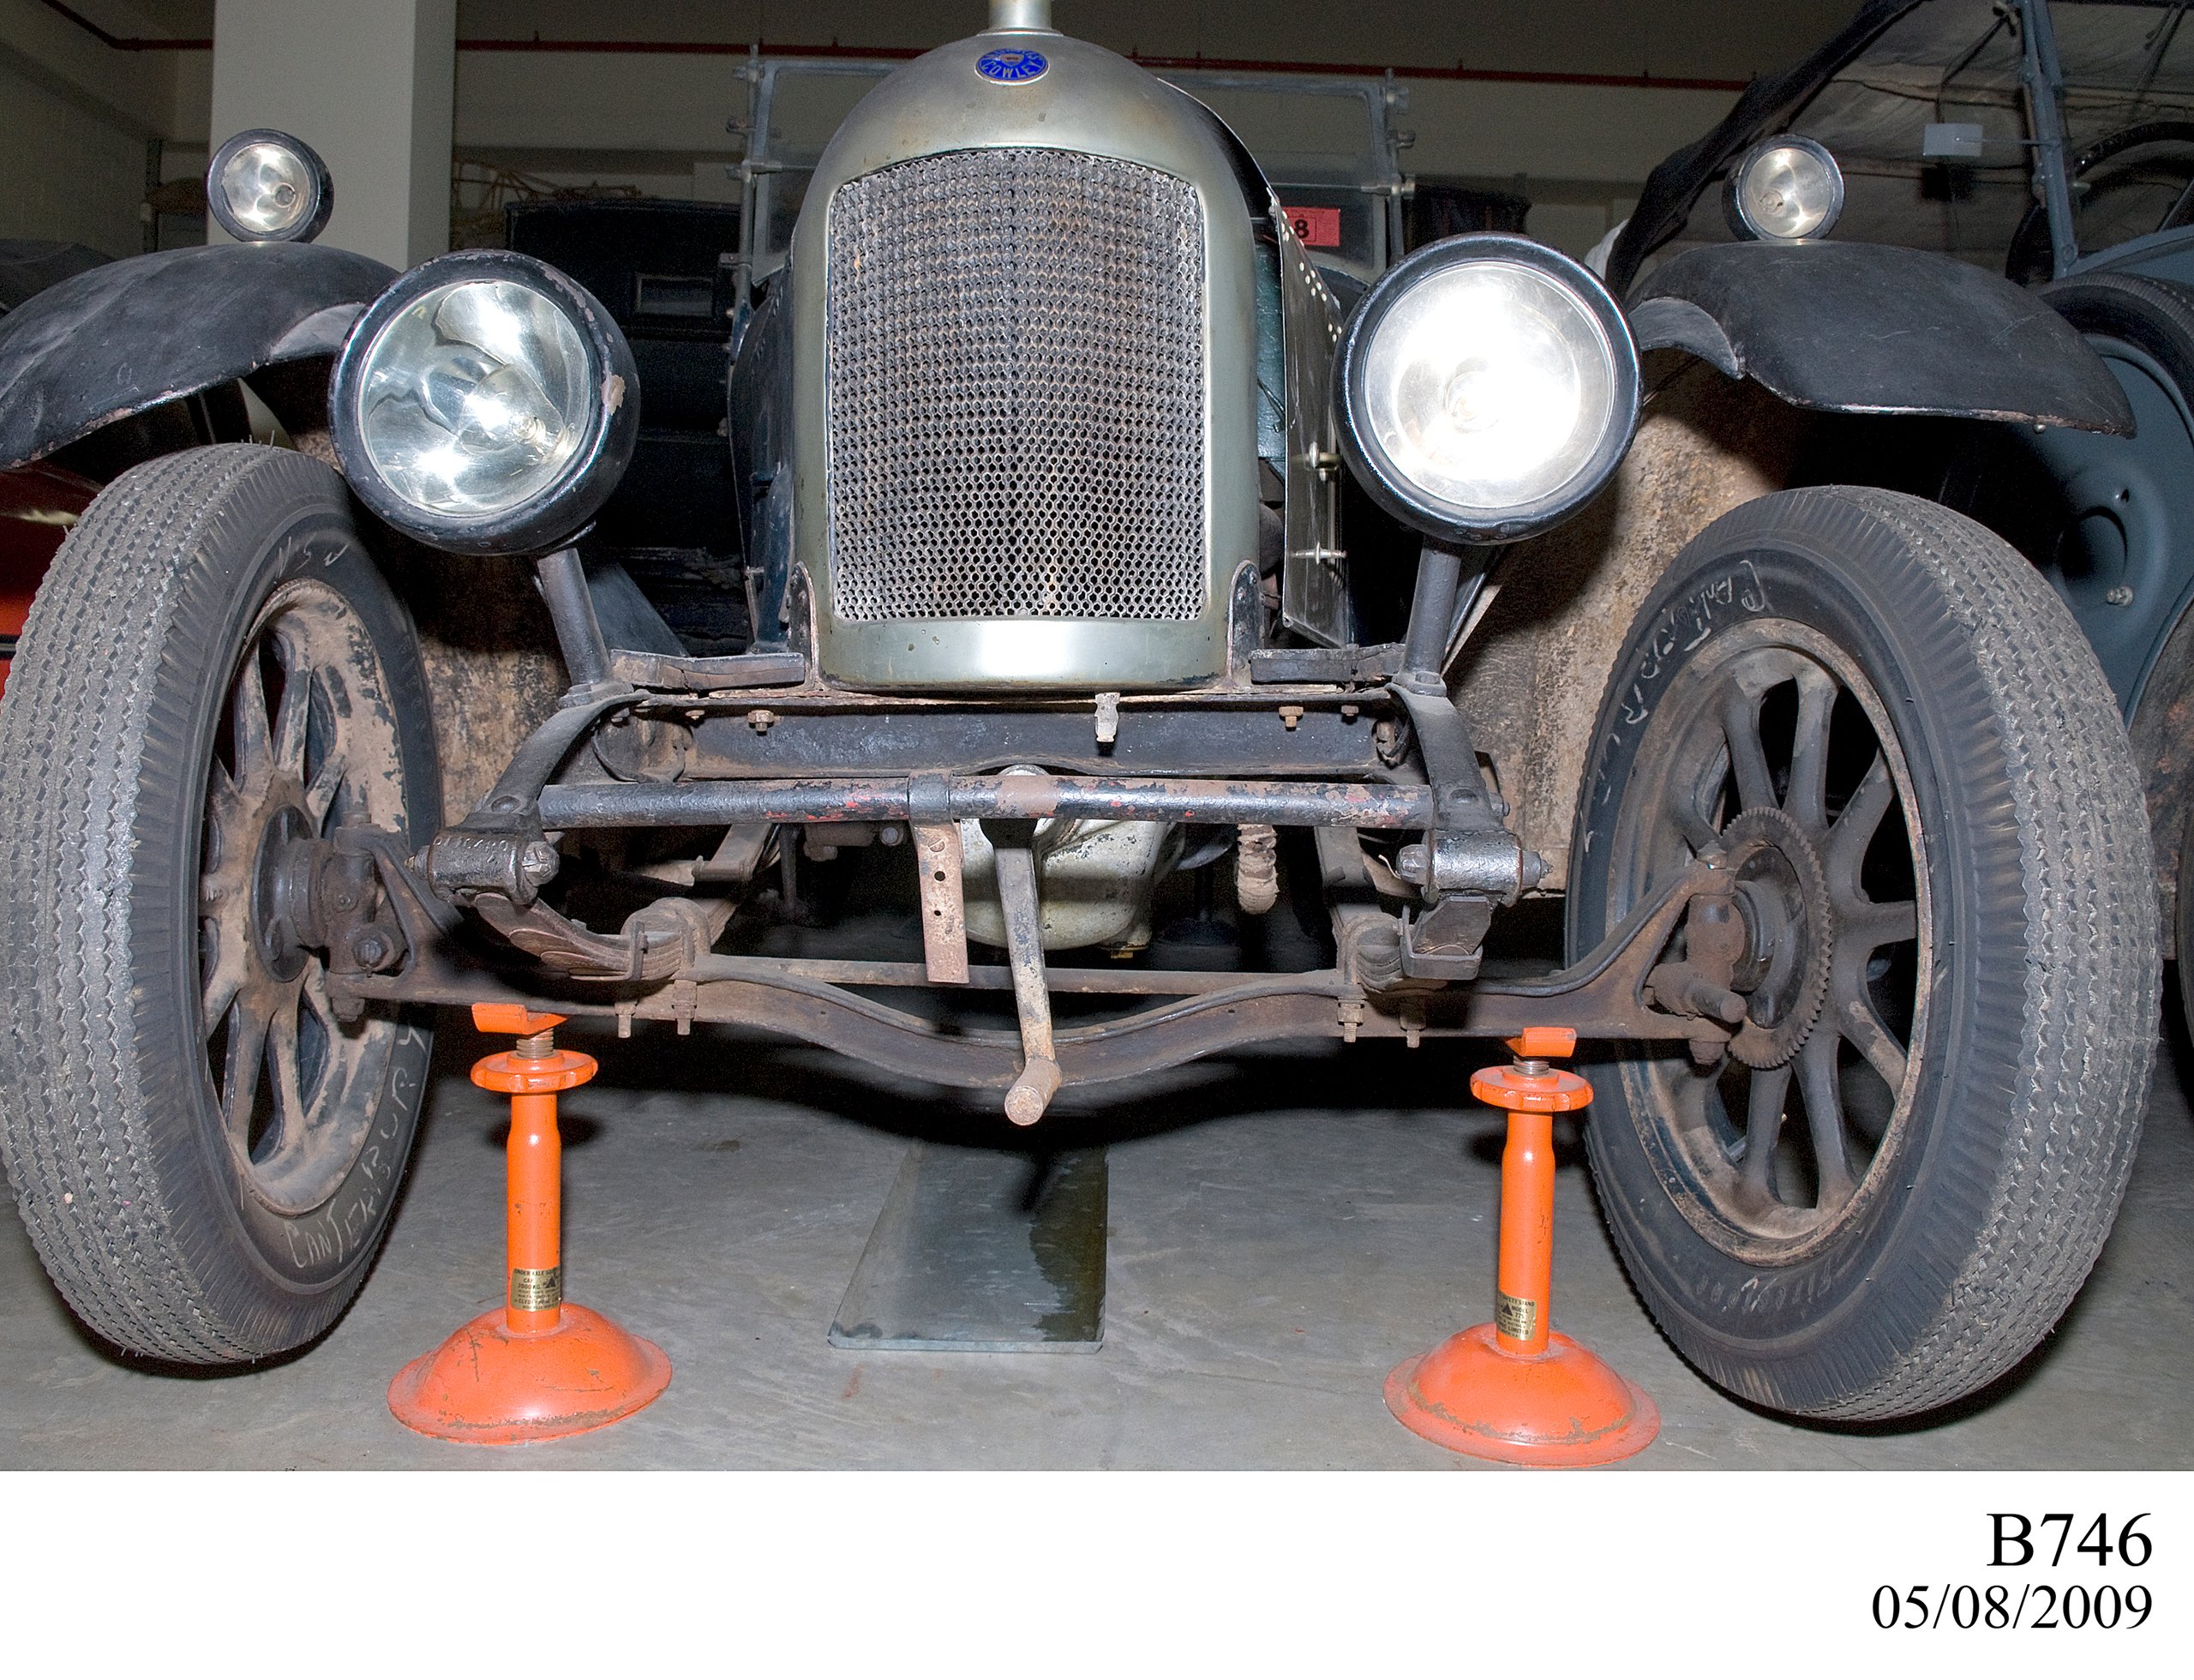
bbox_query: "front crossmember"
[336,830,1747,1107]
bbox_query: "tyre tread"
[1580,485,2156,1419]
[0,446,421,1363]
[1828,487,2155,1418]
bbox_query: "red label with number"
[1282,206,1342,249]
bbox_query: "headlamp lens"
[1359,260,1620,519]
[355,279,594,519]
[1733,141,1842,242]
[219,141,316,237]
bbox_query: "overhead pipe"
[37,1,1751,91]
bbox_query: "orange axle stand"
[1383,1027,1659,1467]
[387,1005,671,1444]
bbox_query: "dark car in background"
[506,199,752,659]
[1611,0,2194,1035]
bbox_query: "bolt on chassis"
[0,2,2161,1425]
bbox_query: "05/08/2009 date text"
[1871,1583,2151,1631]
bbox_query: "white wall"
[0,0,188,251]
[0,56,150,255]
[209,0,456,267]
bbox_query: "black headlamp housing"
[1334,232,1640,546]
[330,249,640,558]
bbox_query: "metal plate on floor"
[830,1143,1106,1352]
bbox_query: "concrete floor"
[3,1001,2190,1469]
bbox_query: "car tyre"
[1568,486,2156,1419]
[0,445,438,1364]
[2040,273,2194,1046]
[2041,270,2194,393]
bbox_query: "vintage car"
[0,1,2160,1425]
[1611,0,2194,1042]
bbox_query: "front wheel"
[0,446,438,1364]
[1569,487,2156,1420]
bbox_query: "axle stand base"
[1384,1323,1659,1467]
[387,1304,671,1446]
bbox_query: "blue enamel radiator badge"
[976,48,1048,83]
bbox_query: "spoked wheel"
[1571,487,2157,1420]
[200,579,411,1216]
[0,447,438,1364]
[1619,637,1924,1252]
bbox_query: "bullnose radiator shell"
[824,147,1208,624]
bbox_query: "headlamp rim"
[1723,133,1845,245]
[206,129,333,245]
[1334,232,1641,545]
[329,249,640,558]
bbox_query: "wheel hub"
[1717,807,1833,1069]
[250,804,316,982]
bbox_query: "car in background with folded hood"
[1611,0,2194,1041]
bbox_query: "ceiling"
[73,1,1865,84]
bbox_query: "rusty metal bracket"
[426,688,638,909]
[911,821,970,984]
[1399,897,1495,981]
[610,648,806,691]
[989,820,1061,1125]
[471,890,726,984]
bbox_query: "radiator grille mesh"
[824,147,1206,621]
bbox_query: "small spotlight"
[1724,135,1844,244]
[207,129,333,245]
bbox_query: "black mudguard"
[1629,242,2136,435]
[0,243,395,470]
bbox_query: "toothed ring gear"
[1717,807,1833,1070]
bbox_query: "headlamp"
[331,251,639,556]
[207,129,333,245]
[1335,234,1640,543]
[1724,135,1844,244]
